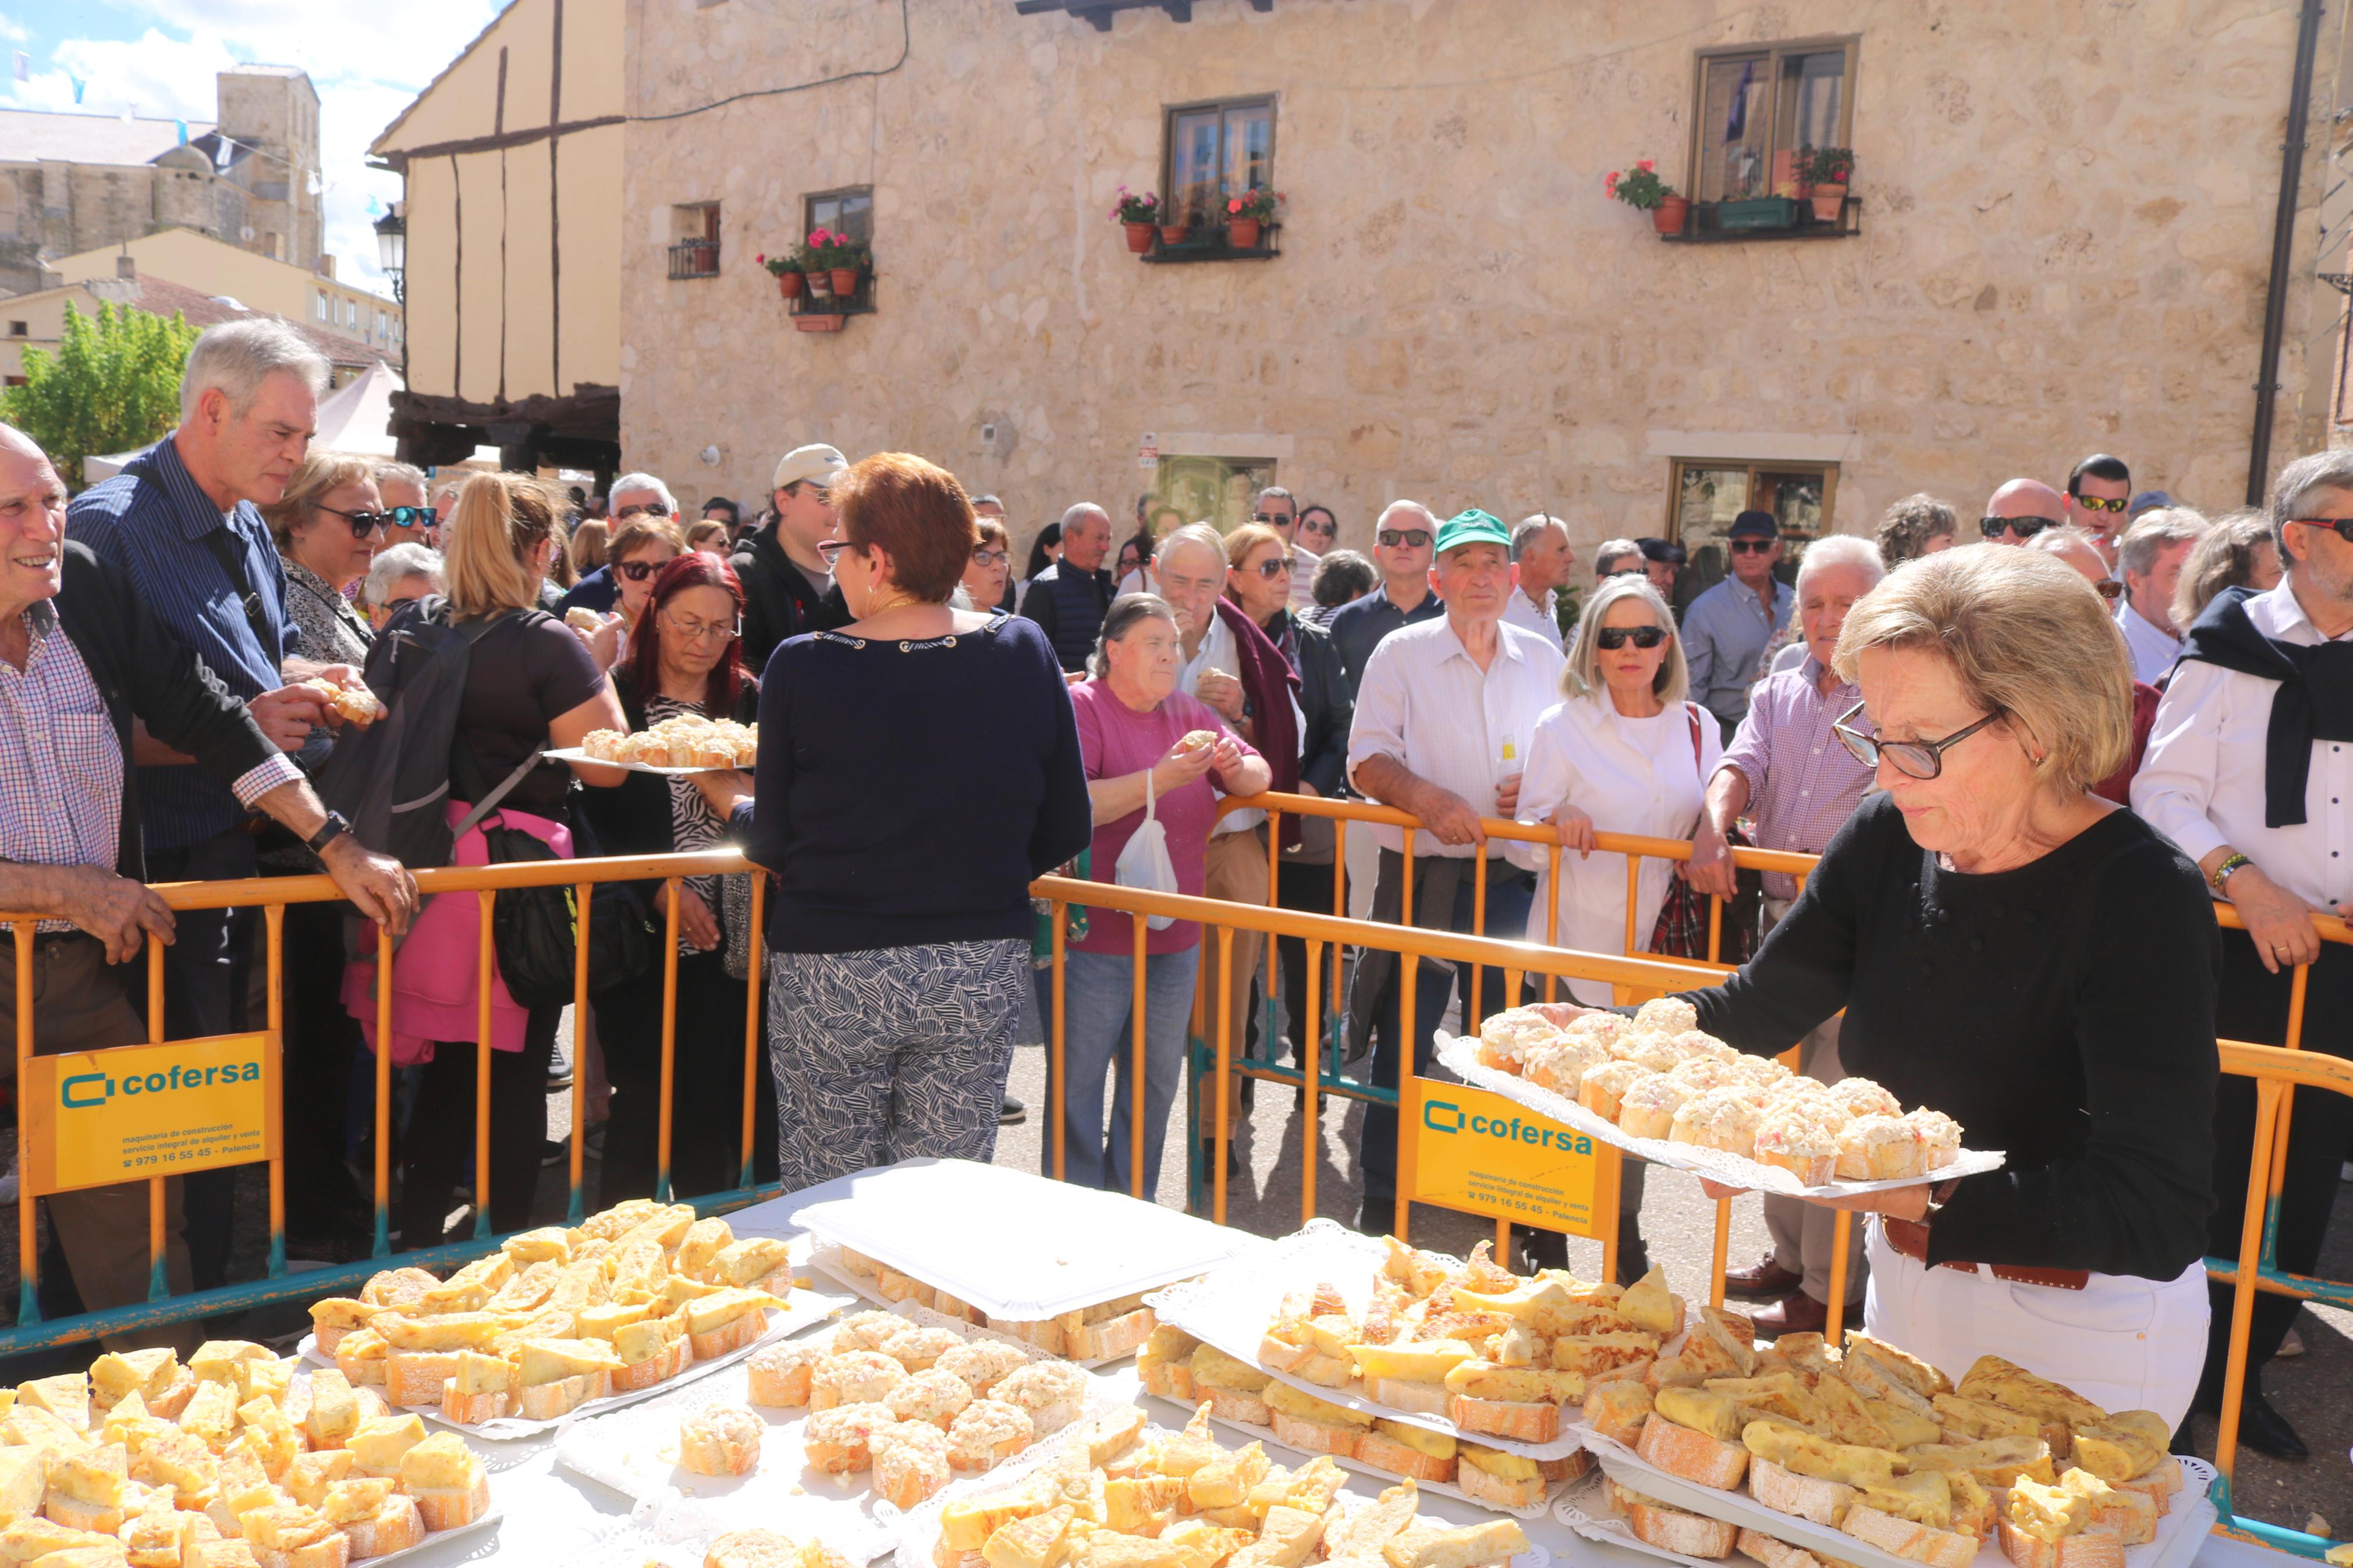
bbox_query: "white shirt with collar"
[1346,615,1567,859]
[1175,609,1305,837]
[2132,578,2353,913]
[2116,599,2181,687]
[1289,543,1322,613]
[1501,584,1564,651]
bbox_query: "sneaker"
[1000,1097,1027,1126]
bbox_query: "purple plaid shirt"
[1717,653,1875,899]
[0,603,124,930]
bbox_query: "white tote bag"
[1113,766,1180,931]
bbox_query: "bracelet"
[2210,851,2253,893]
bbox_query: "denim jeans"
[1057,945,1199,1195]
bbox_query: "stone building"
[0,66,325,300]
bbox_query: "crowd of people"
[0,318,2345,1454]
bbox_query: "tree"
[0,301,200,490]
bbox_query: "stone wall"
[618,0,2340,568]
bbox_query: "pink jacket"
[342,803,572,1065]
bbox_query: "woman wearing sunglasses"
[574,518,684,670]
[1540,547,2221,1425]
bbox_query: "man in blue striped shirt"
[67,319,362,1284]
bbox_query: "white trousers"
[1862,1220,2209,1428]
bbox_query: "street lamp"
[373,207,406,305]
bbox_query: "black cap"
[1727,510,1780,540]
[1636,536,1687,566]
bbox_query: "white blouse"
[1507,692,1724,1004]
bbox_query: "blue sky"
[2,0,505,297]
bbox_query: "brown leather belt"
[1884,1218,2090,1291]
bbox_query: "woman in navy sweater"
[698,453,1091,1189]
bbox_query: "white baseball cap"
[772,443,848,492]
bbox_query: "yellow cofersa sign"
[1401,1075,1617,1239]
[19,1033,280,1195]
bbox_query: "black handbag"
[478,816,659,1008]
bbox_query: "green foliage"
[0,303,200,491]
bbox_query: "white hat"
[773,443,848,491]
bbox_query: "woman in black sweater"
[1562,547,2220,1427]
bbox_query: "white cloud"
[0,16,30,44]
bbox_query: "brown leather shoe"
[1748,1290,1840,1337]
[1723,1257,1803,1300]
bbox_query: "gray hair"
[1376,498,1436,531]
[1510,513,1568,560]
[1795,534,1886,593]
[1089,592,1177,678]
[179,318,329,422]
[1061,502,1110,532]
[1254,485,1294,507]
[1593,536,1642,574]
[2117,506,2208,579]
[374,461,427,491]
[363,541,443,606]
[1562,575,1689,706]
[2269,449,2353,560]
[2173,508,2277,630]
[1154,521,1226,571]
[609,471,677,511]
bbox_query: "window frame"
[1159,94,1279,235]
[801,186,874,248]
[1663,457,1838,603]
[1684,34,1859,207]
[668,201,722,281]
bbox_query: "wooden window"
[5,322,25,338]
[1153,454,1276,534]
[803,187,872,248]
[669,203,721,280]
[1665,458,1837,604]
[1688,38,1856,204]
[1163,97,1275,231]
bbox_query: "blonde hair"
[1562,575,1689,705]
[570,518,609,572]
[607,518,686,568]
[1833,546,2130,790]
[2173,508,2276,630]
[261,450,380,549]
[443,472,567,618]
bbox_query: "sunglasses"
[2289,516,2353,542]
[386,506,436,531]
[314,504,389,537]
[1252,511,1296,525]
[615,501,673,521]
[1833,699,2003,781]
[2092,578,2124,601]
[1376,529,1432,548]
[615,557,670,582]
[1596,624,1669,650]
[1243,556,1293,580]
[2072,494,2128,513]
[1727,538,1777,554]
[1979,515,2056,540]
[1299,517,1337,537]
[1605,565,1649,578]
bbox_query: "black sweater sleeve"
[1027,627,1094,876]
[1685,804,1866,1055]
[1926,839,2220,1275]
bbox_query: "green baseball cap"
[1435,508,1511,556]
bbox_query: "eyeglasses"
[614,500,673,521]
[2072,495,2128,514]
[1980,515,2057,540]
[1595,625,1669,650]
[1832,699,2004,780]
[814,539,852,567]
[1376,529,1431,548]
[1604,565,1649,578]
[615,557,671,582]
[314,504,389,537]
[1727,538,1777,554]
[659,607,740,643]
[386,506,436,531]
[2288,516,2353,542]
[2091,578,2125,602]
[971,547,1009,566]
[1252,511,1295,525]
[1244,556,1293,580]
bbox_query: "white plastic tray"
[1144,1218,1584,1460]
[1557,1465,1749,1568]
[556,1302,1141,1561]
[808,1242,1138,1371]
[788,1157,1248,1321]
[1197,1398,1566,1519]
[1573,1422,2216,1568]
[1435,1034,2006,1199]
[544,745,749,777]
[299,1280,854,1440]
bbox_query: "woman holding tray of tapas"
[1549,546,2221,1427]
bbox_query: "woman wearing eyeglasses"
[1546,547,2221,1423]
[962,515,1013,608]
[579,552,772,1203]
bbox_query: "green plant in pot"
[1607,160,1687,236]
[1801,146,1853,222]
[1225,186,1280,249]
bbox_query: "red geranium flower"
[1635,159,1655,172]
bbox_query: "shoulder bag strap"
[1685,703,1704,771]
[446,608,548,842]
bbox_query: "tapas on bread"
[564,716,758,773]
[824,1246,1163,1368]
[299,675,386,727]
[1576,1327,2195,1568]
[1439,1003,1997,1196]
[0,1338,493,1567]
[305,1200,821,1434]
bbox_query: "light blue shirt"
[1682,573,1792,728]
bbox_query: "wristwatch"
[305,811,352,855]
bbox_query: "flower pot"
[776,271,805,299]
[1124,221,1156,253]
[1651,195,1690,236]
[1228,217,1262,249]
[831,267,861,297]
[1811,190,1846,222]
[1160,223,1189,244]
[805,271,833,299]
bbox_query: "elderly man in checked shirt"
[0,424,414,1349]
[1685,532,1884,1336]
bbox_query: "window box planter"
[1139,222,1282,264]
[787,268,876,328]
[1658,196,1859,244]
[1715,196,1798,231]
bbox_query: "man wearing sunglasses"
[373,461,436,552]
[733,442,849,670]
[1327,499,1444,699]
[1250,485,1321,614]
[1978,477,2067,545]
[2136,449,2353,1460]
[1682,510,1791,743]
[559,470,676,619]
[1502,513,1571,653]
[2064,453,2134,571]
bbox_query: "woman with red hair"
[579,552,773,1200]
